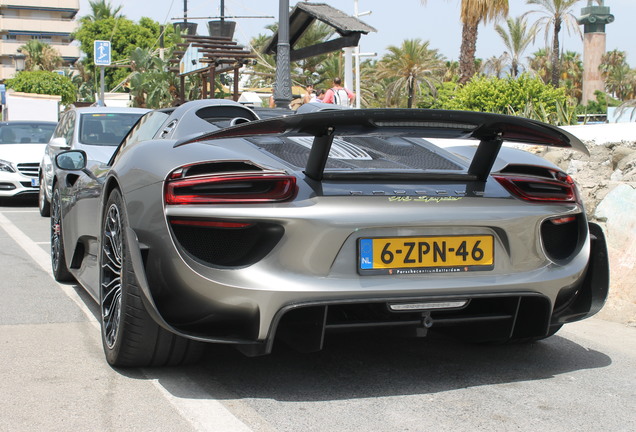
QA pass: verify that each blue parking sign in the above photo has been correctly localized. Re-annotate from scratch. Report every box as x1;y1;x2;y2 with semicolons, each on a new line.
94;40;111;66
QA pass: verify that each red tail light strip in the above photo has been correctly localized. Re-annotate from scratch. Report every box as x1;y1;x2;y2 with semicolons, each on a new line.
493;171;580;204
165;174;297;205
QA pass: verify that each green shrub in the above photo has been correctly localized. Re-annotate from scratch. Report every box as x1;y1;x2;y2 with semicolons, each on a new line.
6;71;76;105
419;74;576;125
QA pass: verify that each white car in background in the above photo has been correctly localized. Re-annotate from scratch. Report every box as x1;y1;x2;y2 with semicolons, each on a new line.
38;106;149;216
0;121;56;201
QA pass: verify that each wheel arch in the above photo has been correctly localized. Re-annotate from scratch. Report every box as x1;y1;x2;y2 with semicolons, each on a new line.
103;175;122;206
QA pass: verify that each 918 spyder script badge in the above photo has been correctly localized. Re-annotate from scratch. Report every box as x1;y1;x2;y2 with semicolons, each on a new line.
389;196;464;203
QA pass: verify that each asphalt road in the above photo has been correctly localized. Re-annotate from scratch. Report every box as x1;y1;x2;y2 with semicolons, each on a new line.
1;197;634;432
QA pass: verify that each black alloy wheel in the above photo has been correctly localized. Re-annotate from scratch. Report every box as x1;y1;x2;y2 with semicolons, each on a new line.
101;199;124;352
100;188;204;367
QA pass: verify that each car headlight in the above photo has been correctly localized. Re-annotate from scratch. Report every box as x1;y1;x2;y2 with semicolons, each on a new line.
0;159;16;173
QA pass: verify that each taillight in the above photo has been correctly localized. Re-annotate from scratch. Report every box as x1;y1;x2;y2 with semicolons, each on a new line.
493;170;580;204
165;173;297;205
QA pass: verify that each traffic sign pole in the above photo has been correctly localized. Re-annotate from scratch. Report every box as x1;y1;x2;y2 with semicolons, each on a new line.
100;67;105;107
94;40;111;107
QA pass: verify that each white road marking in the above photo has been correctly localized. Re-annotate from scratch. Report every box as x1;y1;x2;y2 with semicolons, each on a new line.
0;210;39;213
0;212;98;326
0;211;257;432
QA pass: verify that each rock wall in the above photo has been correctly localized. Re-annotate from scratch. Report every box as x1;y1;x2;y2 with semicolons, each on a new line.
536;124;636;326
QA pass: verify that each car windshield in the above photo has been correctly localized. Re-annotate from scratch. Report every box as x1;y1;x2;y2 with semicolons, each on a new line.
79;113;145;146
0;123;55;144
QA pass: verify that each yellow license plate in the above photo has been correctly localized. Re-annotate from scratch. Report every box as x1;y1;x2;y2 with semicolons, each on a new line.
358;235;494;275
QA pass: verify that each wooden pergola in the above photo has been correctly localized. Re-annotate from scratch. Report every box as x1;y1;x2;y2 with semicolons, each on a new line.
264;2;376;61
169;34;256;102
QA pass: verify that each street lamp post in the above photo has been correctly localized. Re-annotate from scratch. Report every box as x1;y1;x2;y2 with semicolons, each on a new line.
352;0;372;109
273;0;292;108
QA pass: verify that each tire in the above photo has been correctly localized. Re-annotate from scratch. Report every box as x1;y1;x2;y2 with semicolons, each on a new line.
100;189;204;368
50;184;74;282
38;178;50;217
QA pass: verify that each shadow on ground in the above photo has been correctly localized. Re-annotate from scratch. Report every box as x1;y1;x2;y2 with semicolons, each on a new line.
0;196;38;208
135;329;612;402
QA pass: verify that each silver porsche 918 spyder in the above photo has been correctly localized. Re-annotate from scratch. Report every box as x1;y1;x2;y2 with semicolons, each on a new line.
51;99;609;367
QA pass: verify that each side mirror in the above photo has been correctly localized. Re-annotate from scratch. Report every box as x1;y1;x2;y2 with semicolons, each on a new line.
55;150;87;171
49;137;70;149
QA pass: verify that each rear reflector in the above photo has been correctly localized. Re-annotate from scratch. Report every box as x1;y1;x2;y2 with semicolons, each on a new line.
549;216;576;225
389;300;468;311
169;219;253;228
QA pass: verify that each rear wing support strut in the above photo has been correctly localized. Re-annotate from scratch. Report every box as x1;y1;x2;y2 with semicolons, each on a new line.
304;127;335;181
468;135;504;182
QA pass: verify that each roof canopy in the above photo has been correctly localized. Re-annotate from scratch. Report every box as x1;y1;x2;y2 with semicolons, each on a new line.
264;2;376;61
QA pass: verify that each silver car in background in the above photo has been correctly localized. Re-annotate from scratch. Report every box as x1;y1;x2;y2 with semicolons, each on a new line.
38;106;148;216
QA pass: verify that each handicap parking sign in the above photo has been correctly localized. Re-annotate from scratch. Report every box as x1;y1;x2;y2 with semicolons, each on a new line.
94;40;111;66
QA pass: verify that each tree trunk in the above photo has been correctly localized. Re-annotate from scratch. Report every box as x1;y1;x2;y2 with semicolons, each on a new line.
407;76;414;108
459;22;479;85
551;20;561;88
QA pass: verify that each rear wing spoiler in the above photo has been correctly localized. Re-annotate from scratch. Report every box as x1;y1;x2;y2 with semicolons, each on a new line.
174;109;588;182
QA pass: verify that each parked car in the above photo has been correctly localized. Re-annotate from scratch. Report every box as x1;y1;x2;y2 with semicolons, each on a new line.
51;99;609;367
38;106;149;216
0;121;56;200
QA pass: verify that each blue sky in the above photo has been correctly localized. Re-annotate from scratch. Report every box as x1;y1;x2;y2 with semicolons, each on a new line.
78;0;635;67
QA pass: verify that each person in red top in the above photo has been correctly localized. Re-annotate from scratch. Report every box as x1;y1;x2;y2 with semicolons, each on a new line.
322;77;355;107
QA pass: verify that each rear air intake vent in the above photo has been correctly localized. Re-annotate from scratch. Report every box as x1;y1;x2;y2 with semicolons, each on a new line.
168;219;284;267
498;164;554;179
541;213;585;261
181;161;263;178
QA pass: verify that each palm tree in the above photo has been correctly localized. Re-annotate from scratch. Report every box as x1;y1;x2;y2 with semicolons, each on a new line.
317;54;345;84
126;47;180;108
483;55;508;78
616;98;636;121
71;61;95;102
248;22;336;89
19;40;63;71
524;0;581;87
458;0;509;84
443;60;460;82
600;50;635;101
292;22;336;85
375;39;445;108
82;0;124;22
528;48;551;84
421;0;508;84
560;50;583;101
495;16;537;77
358;59;385;108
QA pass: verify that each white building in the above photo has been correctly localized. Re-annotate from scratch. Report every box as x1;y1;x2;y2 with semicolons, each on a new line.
0;0;80;80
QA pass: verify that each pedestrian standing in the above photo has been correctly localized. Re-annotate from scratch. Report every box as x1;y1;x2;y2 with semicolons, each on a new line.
322;77;355;107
